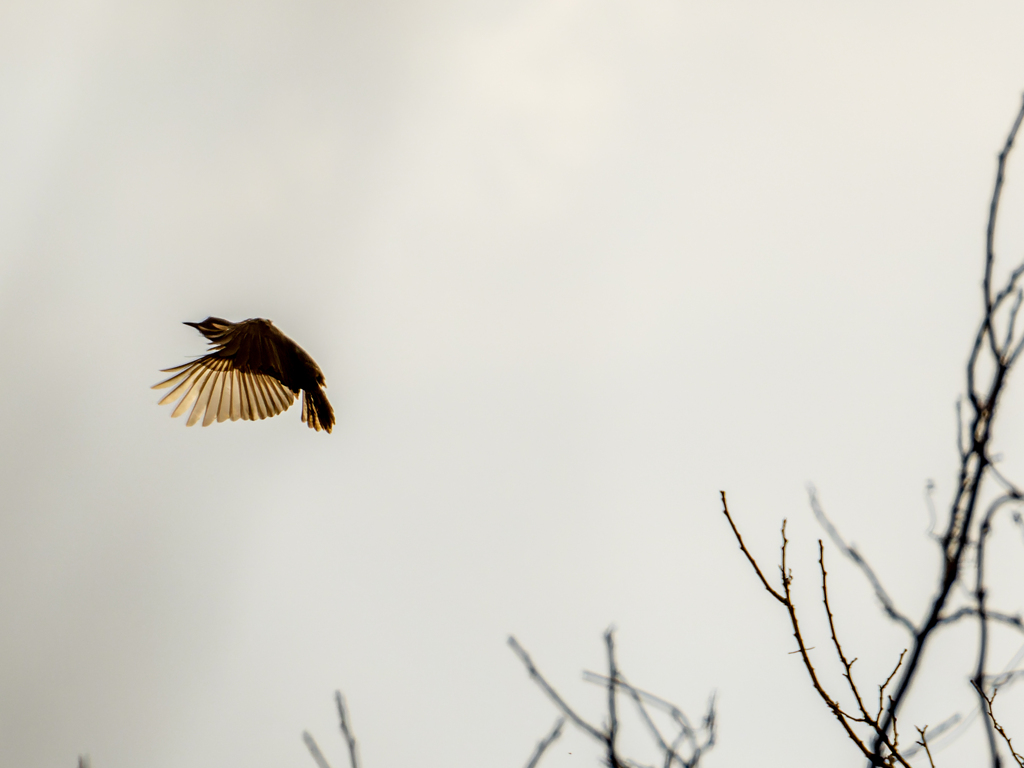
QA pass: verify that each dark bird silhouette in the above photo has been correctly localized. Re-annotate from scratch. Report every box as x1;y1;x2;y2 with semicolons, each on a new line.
153;317;334;433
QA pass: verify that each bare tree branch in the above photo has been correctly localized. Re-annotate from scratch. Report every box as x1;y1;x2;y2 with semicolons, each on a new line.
974;683;1024;767
868;93;1024;766
819;540;874;724
582;671;716;768
512;634;715;768
722;494;911;766
582;672;695;733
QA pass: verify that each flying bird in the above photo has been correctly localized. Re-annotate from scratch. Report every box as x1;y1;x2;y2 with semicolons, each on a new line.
153;317;334;433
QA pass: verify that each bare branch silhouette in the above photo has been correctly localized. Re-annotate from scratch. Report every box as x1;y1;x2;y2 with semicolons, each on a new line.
524;719;566;768
721;93;1024;768
915;726;936;768
508;636;605;742
809;487;915;633
304;690;359;768
722;494;911;765
604;629;622;768
509;632;715;768
974;683;1024;767
583;671;716;768
335;691;359;768
297;92;1024;768
303;731;334;768
935;607;1024;630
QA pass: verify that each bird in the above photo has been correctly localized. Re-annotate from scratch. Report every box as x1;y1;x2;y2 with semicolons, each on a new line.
153;317;334;433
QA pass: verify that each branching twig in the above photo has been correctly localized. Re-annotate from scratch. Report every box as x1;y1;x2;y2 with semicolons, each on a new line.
722;494;911;766
903;713;962;758
819;540;873;724
915;726;936;768
878;653;906;723
583;671;716;768
334;691;360;768
974;683;1024;767
511;634;714;768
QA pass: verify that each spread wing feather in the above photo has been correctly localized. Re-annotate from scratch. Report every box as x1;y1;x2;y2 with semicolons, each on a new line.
153;355;298;427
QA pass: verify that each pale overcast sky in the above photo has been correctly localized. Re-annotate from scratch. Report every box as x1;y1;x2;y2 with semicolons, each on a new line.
4;2;1024;767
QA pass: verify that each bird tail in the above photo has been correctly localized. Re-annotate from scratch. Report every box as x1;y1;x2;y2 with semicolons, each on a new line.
302;386;335;433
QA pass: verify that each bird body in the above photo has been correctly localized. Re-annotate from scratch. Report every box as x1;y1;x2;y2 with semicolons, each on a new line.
153;317;334;433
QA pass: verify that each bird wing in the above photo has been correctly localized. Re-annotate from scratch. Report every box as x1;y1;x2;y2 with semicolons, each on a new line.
152;355;297;427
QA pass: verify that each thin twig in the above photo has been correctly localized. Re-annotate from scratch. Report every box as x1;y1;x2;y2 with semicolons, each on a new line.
925;480;941;540
903;713;963;758
972;496;1018;765
1004;289;1024;352
915;726;936;768
508;636;605;741
819;541;872;723
878;652;907;723
722;496;900;764
583;671;707;768
303;731;334;768
514;635;714;768
974;683;1024;767
809;488;915;633
987;464;1024;499
957;398;970;461
981;95;1024;361
720;492;786;604
936;606;1024;631
819;540;909;760
605;629;623;768
582;672;694;733
524;718;566;768
335;691;360;768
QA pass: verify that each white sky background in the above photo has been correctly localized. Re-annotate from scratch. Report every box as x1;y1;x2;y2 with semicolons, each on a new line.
4;1;1024;766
